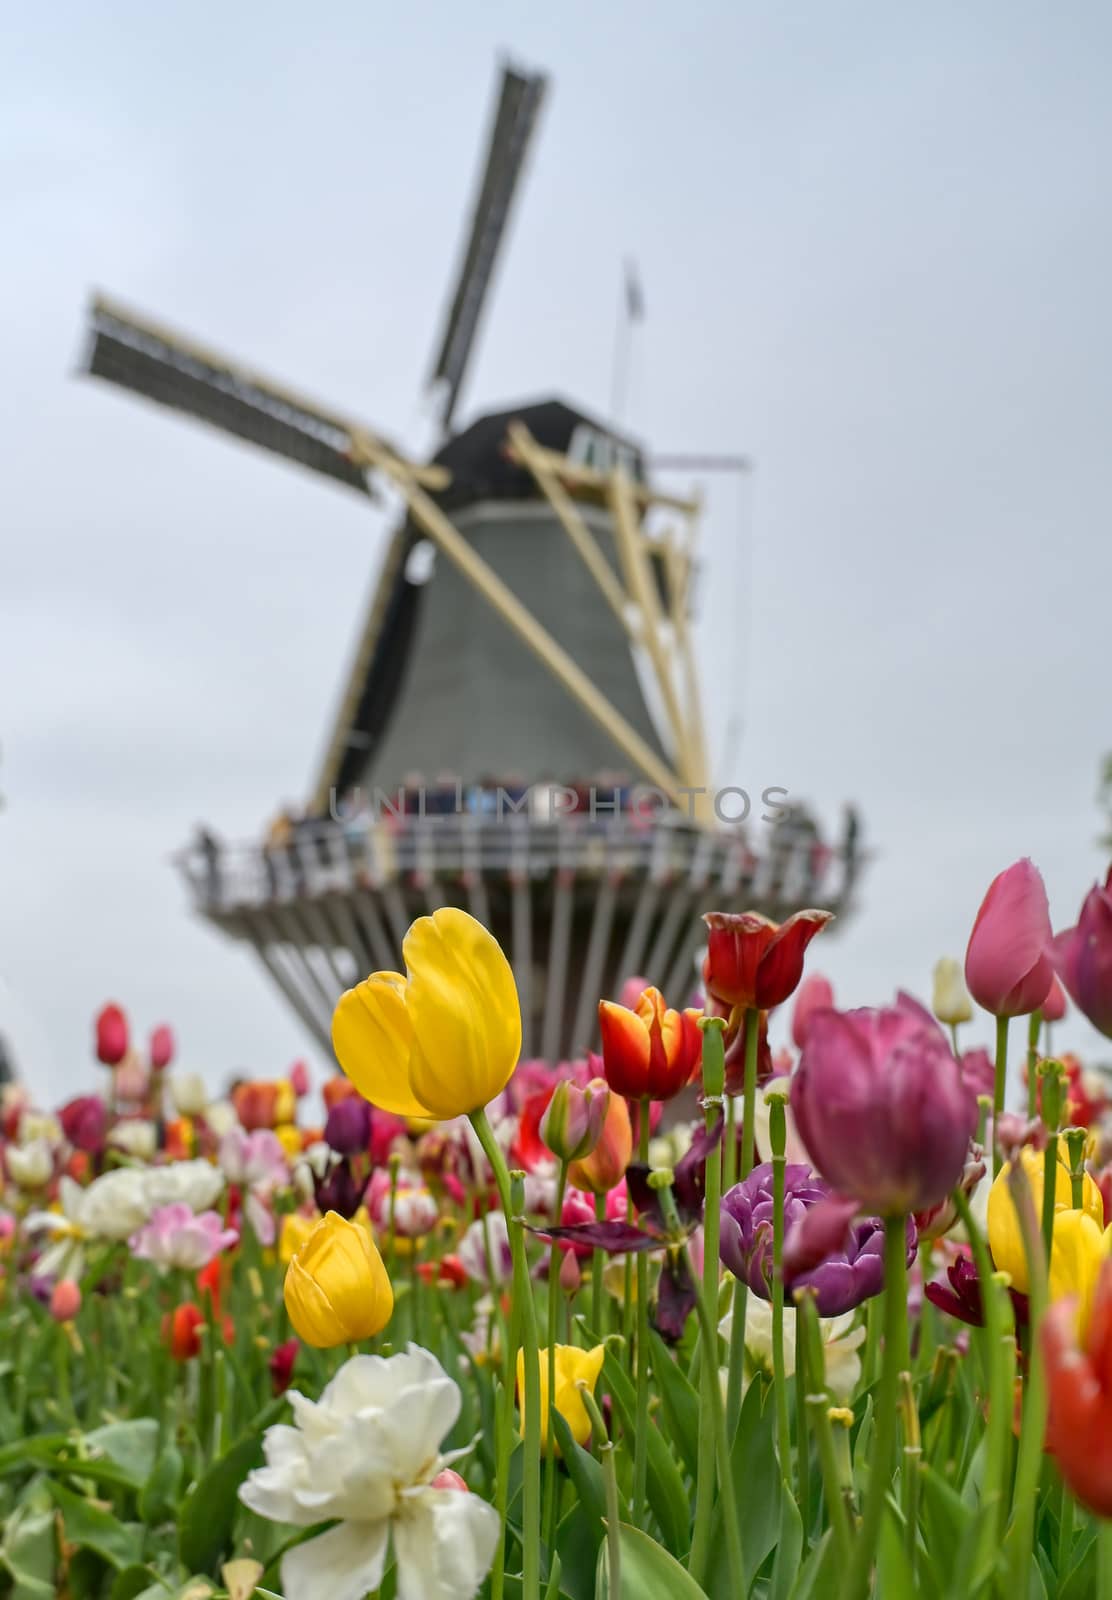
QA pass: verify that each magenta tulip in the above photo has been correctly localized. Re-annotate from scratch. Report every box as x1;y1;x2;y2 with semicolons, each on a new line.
964;858;1054;1018
1054;865;1112;1038
1040;973;1068;1024
791;974;834;1050
95;1003;129;1067
791;1002;977;1215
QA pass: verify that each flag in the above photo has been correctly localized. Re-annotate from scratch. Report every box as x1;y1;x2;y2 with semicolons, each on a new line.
624;258;645;322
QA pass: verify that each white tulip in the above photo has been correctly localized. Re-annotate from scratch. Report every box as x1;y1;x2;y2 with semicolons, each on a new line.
109;1120;157;1161
142;1158;224;1213
204;1099;238;1138
170;1073;209;1118
6;1139;53;1190
719;1297;865;1402
239;1345;499;1600
25;1169;151;1280
932;957;974;1027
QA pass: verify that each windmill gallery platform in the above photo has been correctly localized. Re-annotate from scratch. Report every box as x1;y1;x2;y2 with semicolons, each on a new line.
80;63;863;1063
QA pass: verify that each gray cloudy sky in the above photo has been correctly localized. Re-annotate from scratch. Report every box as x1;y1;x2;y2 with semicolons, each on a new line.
3;2;1111;1105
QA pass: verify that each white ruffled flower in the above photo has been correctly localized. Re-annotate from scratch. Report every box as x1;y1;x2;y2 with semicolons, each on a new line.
141;1158;224;1213
109;1120;157;1161
239;1345;499;1600
25;1169;150;1280
18;1112;63;1147
719;1297;865;1402
6;1138;54;1190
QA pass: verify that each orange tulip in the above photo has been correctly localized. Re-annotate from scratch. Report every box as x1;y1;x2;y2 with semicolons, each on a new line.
598;987;702;1102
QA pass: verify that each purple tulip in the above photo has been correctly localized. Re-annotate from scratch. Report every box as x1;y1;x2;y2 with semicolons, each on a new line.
324;1096;372;1156
791;1002;978;1215
720;1163;912;1316
1054;865;1112;1038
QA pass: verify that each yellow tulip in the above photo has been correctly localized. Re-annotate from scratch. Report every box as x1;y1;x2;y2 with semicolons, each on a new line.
1048;1209;1109;1337
516;1344;605;1452
274;1080;297;1125
283;1211;394;1347
987;1146;1104;1293
332;908;521;1121
278;1211;318;1265
274;1123;303;1160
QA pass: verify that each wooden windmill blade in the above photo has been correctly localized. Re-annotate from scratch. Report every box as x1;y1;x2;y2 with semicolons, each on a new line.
427;60;547;434
82;292;426;498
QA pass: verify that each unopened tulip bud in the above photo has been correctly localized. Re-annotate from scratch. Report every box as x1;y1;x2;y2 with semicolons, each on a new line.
559;1249;582;1296
171;1073;208;1118
540;1079;610;1164
567;1086;633;1195
288;1059;311;1097
50;1279;82;1323
431;1468;470;1491
965;859;1054;1018
932;957;973;1027
149;1025;175;1071
95;1003;129;1067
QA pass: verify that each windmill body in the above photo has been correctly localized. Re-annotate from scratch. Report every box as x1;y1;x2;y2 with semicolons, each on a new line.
80;62;861;1062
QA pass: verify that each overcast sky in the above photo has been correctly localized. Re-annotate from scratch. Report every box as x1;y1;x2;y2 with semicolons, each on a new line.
3;2;1111;1106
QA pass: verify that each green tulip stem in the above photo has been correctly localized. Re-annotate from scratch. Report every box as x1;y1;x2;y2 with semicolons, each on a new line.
470;1109;541;1600
580;1383;622;1599
992;1015;1010;1175
769;1091;792;1484
1026;1010;1042;1122
632;1096;652;1524
845;1214;909;1600
1039;1062;1063;1270
543;1159;570;1552
1005;1163;1049;1594
592;1191;606;1338
952;1186;1013;1550
690;1016;727;1585
740;1005;760;1181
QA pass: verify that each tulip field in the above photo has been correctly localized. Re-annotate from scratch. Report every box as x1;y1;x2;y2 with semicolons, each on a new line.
3;864;1112;1599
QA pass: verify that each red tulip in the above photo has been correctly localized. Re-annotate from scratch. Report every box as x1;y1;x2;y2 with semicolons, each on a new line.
964;859;1054;1018
703;910;832;1013
791;974;835;1050
269;1338;299;1395
95;1003;129;1067
1043;1257;1112;1516
59;1095;107;1154
1054;865;1112;1038
597;988;702;1102
149;1025;175;1071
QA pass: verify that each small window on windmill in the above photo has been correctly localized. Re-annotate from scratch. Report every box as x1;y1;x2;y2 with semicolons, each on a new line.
405;540;437;585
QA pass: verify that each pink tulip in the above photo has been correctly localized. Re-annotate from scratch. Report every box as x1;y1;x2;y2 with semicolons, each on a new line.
1040;973;1068;1024
50;1280;82;1323
95;1003;129;1066
1054;866;1112;1038
149;1025;175;1071
791;974;835;1050
288;1059;311;1097
964;859;1054;1017
619;975;651;1011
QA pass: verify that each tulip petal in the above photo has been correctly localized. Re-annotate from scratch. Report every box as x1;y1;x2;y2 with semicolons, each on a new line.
280;1519;389;1600
405;909;522;1119
332;973;431;1119
598;1000;652;1099
755;910;833;1010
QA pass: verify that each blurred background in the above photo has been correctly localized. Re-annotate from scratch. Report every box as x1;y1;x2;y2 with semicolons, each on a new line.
3;0;1110;1101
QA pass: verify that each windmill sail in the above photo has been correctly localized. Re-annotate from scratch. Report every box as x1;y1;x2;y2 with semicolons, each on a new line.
427;62;547;433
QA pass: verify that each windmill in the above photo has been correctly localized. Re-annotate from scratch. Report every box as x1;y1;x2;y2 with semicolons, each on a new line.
80;59;860;1061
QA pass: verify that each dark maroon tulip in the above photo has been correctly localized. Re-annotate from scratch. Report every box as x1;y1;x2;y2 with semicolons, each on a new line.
1054;866;1112;1038
791;1002;978;1215
95;1003;129;1067
59;1095;107;1154
324;1096;372;1156
925;1248;1028;1329
720;1163;913;1317
313;1156;365;1219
